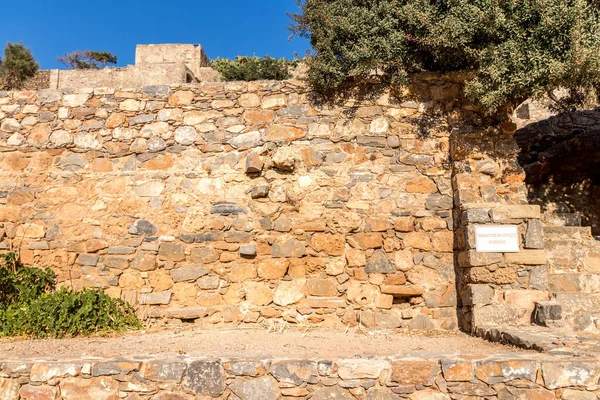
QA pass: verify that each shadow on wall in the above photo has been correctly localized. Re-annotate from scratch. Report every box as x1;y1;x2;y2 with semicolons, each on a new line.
515;108;600;235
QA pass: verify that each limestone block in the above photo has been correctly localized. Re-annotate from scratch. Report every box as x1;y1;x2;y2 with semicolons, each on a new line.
504;250;546;265
458;250;503;267
542;362;600;389
491;205;541;222
525;219;544;249
462;284;494;306
139;291;172;305
59;377;118;400
390;360;440;386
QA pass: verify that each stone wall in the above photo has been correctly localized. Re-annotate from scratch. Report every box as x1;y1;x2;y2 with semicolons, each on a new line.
50;44;220;90
1;353;598;399
449;109;552;332
49;65;190;90
0;76;472;331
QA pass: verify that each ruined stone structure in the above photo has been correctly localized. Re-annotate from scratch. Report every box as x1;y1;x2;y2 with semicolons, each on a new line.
49;44;220;90
3;350;600;399
4;65;600;397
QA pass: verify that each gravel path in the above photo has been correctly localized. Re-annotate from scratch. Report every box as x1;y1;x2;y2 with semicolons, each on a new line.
0;328;527;359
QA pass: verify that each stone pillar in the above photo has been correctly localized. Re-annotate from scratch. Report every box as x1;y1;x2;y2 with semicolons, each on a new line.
456;204;549;332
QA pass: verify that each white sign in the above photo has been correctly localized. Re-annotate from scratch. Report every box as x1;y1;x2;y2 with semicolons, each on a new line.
475;225;520;253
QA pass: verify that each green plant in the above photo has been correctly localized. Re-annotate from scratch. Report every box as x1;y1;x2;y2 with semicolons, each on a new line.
212;56;297;81
0;252;141;338
57;50;118;70
290;0;600;113
0;42;39;89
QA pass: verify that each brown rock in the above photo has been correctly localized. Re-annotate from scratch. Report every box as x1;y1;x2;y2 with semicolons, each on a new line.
366;218;393;232
131;251;157;271
273;279;307;306
19;384;59;400
432;231;453;252
29;123;51;145
346;248;366;267
149;269;174;291
384;273;407;285
390;361;440;385
354;233;383;249
59;377;119;400
272;237;306;258
91;158;112;172
144;154;174;170
244;110;274;124
105;112;126;128
467;267;516;285
159;243;186;262
191;247;220;264
266;125;306;142
307;278;338;297
245;151;263;173
403;232;432;251
119;270;144;289
168;91;195;106
229;263;257;282
311;233;346;256
406;177;438;193
381;285;425;296
258;259;289;280
441;360;473;382
244;282;273;306
0;378;20;400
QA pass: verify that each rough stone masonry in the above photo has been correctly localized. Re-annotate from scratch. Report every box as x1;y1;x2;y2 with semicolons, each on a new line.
0;73;547;332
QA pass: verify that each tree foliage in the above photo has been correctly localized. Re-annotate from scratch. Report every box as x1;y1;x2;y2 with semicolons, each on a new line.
0;42;39;89
290;0;600;112
58;50;118;70
0;252;141;338
212;56;297;81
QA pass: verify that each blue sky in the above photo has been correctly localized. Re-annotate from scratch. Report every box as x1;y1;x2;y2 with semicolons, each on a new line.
0;0;310;69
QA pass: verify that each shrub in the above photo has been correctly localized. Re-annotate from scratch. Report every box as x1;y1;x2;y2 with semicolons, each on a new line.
0;253;141;339
0;42;39;90
212;56;297;81
57;50;118;70
290;0;600;113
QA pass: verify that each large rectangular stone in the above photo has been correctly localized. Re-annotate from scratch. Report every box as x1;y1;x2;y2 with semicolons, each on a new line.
139;291;172;305
461;284;494;306
380;285;425;297
504;250;546;265
542;362;600;389
491;205;540;222
471;304;520;327
458;250;503;267
525;220;544;249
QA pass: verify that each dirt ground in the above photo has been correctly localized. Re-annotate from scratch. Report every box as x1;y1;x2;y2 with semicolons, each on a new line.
0;327;526;359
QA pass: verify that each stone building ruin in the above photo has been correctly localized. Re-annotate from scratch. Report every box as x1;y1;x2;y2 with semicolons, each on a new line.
3;42;600;399
49;44;221;89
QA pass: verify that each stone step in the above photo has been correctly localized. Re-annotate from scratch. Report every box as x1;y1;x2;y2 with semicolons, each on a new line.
543;211;582;227
549;273;600;293
554;293;600;314
553;292;600;331
543;226;593;241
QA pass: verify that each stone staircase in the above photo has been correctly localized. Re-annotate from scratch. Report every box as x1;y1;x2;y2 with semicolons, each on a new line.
544;221;600;331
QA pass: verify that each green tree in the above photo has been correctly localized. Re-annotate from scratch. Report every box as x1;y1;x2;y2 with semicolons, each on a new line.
290;0;600;113
57;50;118;70
0;42;39;90
212;56;296;81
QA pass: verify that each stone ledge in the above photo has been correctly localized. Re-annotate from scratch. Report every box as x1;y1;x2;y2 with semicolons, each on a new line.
1;351;599;399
